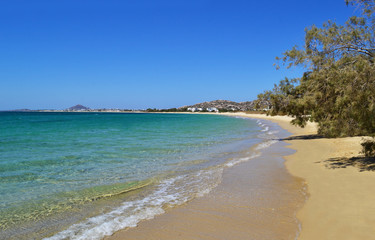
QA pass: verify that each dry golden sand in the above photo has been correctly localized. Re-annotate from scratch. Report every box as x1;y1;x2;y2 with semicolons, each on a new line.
107;112;375;240
232;113;375;240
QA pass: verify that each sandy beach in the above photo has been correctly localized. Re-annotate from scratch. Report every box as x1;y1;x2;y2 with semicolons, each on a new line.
232;113;375;239
106;113;375;240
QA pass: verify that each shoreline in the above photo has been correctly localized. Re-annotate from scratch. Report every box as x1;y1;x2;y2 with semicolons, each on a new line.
105;114;306;239
105;112;375;239
228;113;375;239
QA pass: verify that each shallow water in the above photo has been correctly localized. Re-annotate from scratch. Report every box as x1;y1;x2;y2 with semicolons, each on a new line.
107;118;306;240
0;112;276;240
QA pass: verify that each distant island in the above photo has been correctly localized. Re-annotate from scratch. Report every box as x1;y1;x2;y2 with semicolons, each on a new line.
66;104;91;111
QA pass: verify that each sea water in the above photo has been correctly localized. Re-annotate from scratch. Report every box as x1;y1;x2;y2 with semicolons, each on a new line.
0;112;278;240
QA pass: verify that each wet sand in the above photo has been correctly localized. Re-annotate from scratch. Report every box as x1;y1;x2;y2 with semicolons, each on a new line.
107;112;375;239
231;113;375;240
106;115;306;240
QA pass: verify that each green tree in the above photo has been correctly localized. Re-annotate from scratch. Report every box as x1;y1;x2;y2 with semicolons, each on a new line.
258;0;375;155
269;0;375;137
256;77;300;116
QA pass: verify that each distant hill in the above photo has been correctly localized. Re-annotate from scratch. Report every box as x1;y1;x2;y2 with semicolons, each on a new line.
66;104;90;111
179;100;259;111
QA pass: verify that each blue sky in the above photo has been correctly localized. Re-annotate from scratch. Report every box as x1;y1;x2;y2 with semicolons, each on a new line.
0;0;355;110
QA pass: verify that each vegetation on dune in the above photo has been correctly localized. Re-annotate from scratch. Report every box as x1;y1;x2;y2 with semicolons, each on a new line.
256;0;375;156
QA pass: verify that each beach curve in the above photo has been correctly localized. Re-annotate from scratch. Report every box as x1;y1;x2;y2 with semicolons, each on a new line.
105;113;307;240
105;112;375;240
228;113;375;240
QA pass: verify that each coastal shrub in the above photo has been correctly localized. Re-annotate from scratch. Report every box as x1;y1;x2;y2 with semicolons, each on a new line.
257;0;375;140
361;138;375;158
256;0;375;158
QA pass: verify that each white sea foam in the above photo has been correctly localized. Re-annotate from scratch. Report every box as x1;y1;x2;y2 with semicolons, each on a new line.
44;169;223;240
225;152;261;167
225;139;278;168
267;130;279;135
43;180;175;240
255;140;278;151
256;120;270;133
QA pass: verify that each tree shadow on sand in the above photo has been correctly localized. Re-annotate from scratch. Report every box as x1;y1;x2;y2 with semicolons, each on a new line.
324;157;375;172
282;134;324;141
281;134;375;172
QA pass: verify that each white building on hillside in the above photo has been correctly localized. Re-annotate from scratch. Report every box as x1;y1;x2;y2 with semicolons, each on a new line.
187;107;197;112
206;107;218;112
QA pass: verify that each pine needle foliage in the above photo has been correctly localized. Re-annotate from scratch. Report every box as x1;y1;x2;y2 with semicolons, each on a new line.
258;0;375;155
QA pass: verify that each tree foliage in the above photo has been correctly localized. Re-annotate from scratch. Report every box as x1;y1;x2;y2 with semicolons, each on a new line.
346;0;375;17
258;0;375;149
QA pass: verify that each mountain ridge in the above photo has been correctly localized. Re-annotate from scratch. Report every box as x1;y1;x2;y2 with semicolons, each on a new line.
66;104;91;111
179;99;258;111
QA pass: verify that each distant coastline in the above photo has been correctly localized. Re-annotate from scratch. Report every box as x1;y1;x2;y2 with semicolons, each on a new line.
1;99;271;114
1;109;143;113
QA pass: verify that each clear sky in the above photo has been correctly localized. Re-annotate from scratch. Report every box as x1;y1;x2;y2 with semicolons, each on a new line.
0;0;356;110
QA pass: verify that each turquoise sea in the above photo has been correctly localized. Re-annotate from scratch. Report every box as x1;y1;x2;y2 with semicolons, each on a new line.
0;112;280;240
